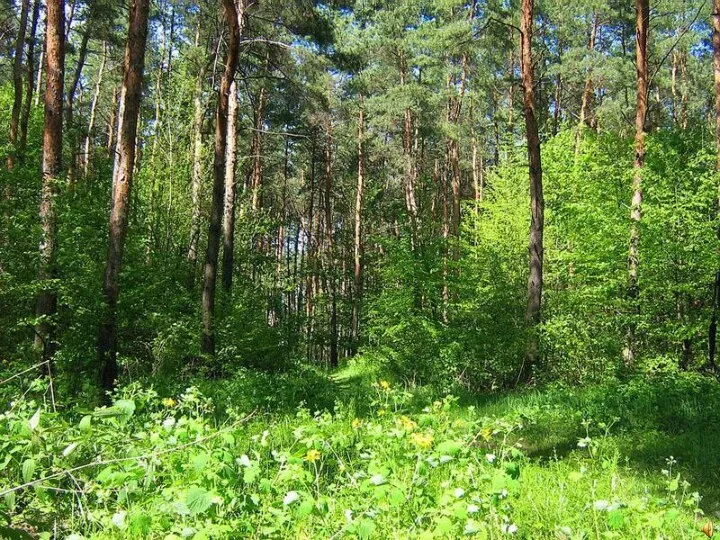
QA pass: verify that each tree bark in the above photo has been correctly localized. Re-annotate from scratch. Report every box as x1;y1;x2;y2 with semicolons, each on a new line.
35;0;65;372
520;0;544;381
713;0;720;339
324;115;338;368
446;46;469;260
65;22;91;184
351;103;364;354
19;0;40;153
624;0;649;365
187;51;207;288
399;55;419;251
106;86;118;157
221;80;238;294
97;0;150;397
579;13;599;130
83;41;106;177
34;48;44;108
7;0;30;171
714;0;720;170
250;86;267;213
201;0;241;356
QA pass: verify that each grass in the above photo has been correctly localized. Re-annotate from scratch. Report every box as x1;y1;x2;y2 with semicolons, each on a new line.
0;363;717;538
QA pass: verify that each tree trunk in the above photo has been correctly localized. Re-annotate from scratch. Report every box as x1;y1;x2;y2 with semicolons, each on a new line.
186;55;207;288
446;47;468;260
146;54;164;256
552;71;562;136
250;86;267;213
520;0;544;382
579;13;599;130
65;22;91;179
439;158;449;322
83;41;107;177
106;86;118;157
305;157;316;322
201;0;241;356
221;80;238;294
97;0;150;397
714;0;720;170
35;0;64;373
7;0;29;171
399;56;419;252
19;0;40;153
34;48;44;107
624;0;649;365
351;104;364;354
324;116;338;368
470;105;483;208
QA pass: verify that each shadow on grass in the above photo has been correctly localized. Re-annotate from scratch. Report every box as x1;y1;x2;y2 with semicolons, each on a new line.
483;373;720;512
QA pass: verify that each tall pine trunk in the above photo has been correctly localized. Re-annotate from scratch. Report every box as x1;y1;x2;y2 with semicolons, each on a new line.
250;86;267;213
714;0;720;171
324;116;338;368
399;55;419;252
97;0;150;397
7;0;29;170
83;41;107;177
711;0;720;368
20;0;40;153
186;39;207;288
35;0;65;372
221;80;238;294
520;0;544;382
624;0;649;365
201;0;241;356
351;103;364;354
65;22;90;184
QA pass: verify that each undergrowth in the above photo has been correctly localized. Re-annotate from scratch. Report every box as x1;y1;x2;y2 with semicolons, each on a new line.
0;366;715;539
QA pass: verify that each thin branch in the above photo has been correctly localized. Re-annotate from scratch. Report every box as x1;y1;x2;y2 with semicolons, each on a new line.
240;37;291;49
0;410;257;498
649;0;707;86
0;360;50;385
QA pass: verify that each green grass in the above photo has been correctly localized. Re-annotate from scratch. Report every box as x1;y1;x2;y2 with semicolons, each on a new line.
0;366;717;538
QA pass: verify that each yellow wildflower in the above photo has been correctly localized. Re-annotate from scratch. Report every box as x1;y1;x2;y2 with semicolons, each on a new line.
480;427;492;442
379;380;390;390
305;449;322;463
399;415;417;431
410;432;434;449
161;398;176;408
352;418;362;429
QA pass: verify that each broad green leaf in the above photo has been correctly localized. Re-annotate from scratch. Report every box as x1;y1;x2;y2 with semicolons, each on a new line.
21;458;35;483
185;487;213;515
114;399;136;421
607;509;625;529
78;415;92;433
191;452;209;474
388;487;405;506
436;440;463;456
28;409;41;431
296;498;314;518
435;516;454;535
357;519;376;540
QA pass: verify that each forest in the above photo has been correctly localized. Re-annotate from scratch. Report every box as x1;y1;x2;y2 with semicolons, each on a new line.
0;0;719;537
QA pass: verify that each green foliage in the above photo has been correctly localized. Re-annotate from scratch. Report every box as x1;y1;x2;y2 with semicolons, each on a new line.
365;126;718;389
0;375;710;538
